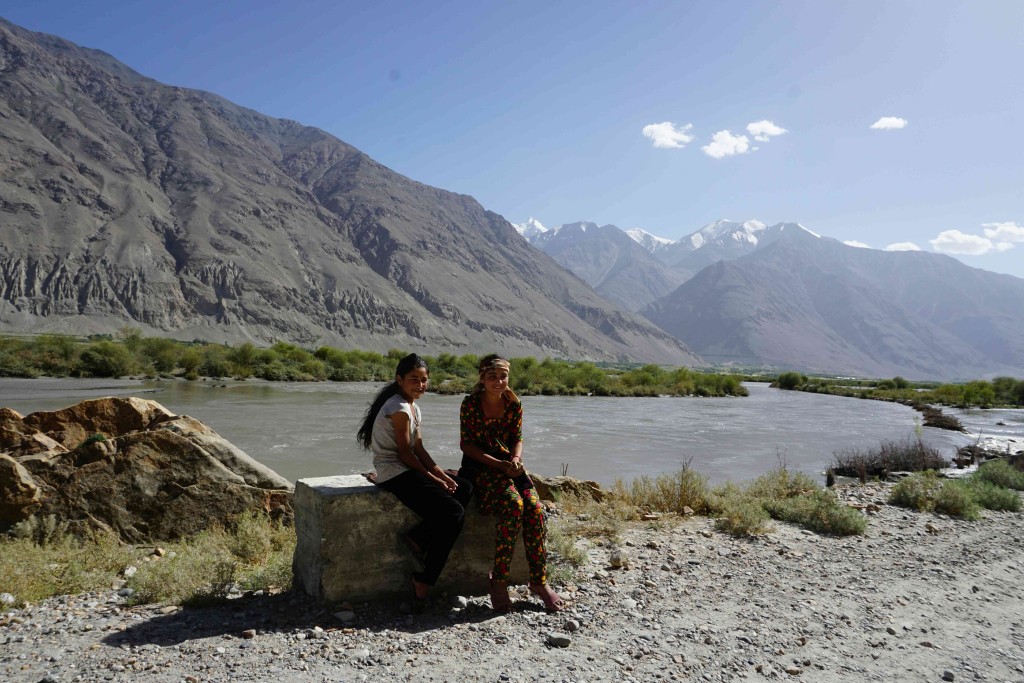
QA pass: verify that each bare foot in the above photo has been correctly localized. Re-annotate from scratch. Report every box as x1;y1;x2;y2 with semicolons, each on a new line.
489;574;513;613
529;583;565;613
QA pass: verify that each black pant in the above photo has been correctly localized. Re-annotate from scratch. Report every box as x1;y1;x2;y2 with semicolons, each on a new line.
376;470;473;586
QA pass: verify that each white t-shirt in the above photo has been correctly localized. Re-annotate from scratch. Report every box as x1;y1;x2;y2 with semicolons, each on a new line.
371;393;421;483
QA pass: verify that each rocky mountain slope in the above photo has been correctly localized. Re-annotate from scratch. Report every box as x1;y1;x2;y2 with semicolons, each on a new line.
514;220;685;311
641;228;1024;379
0;19;697;364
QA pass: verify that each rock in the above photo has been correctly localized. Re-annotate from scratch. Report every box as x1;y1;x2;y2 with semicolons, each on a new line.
546;632;571;648
0;408;68;460
1;398;293;542
531;475;606;503
155;415;291;489
564;619;581;632
0;453;43;525
19;397;175;450
942;671;955;681
609;547;631;569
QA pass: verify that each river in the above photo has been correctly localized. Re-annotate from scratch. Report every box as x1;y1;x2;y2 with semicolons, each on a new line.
2;378;1020;486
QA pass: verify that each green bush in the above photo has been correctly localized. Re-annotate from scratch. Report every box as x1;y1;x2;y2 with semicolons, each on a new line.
763;490;867;536
889;472;943;511
712;492;773;537
77;341;138;377
966;479;1022;512
933;481;981;520
974;459;1024;491
775;371;806;390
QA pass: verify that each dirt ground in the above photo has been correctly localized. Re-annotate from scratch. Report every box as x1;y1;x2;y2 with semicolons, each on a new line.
2;481;1023;683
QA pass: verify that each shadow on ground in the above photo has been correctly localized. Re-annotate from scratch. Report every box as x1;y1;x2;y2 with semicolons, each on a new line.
101;588;557;647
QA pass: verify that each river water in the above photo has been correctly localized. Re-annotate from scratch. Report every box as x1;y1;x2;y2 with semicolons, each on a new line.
2;378;1020;486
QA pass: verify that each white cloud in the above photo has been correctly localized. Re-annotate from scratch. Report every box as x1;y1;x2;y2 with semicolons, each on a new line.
982;221;1024;243
843;240;871;248
702;130;751;159
870;117;908;130
642;122;695;149
746;120;787;142
884;242;921;251
928;230;1008;255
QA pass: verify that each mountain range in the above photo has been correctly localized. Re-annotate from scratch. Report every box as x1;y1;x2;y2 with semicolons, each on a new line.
519;218;1024;380
3;17;1021;380
0;18;697;365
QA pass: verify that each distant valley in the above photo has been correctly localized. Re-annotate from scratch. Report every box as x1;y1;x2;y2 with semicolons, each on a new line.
516;218;1024;380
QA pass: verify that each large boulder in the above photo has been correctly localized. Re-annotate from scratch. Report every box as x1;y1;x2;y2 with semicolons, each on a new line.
20;397;175;450
531;475;606;502
1;397;293;542
0;453;43;524
155;415;291;490
0;407;69;460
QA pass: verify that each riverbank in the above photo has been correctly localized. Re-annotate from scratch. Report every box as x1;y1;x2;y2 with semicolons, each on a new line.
3;481;1022;683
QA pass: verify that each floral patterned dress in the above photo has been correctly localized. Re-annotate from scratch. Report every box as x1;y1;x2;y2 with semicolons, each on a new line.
459;393;547;584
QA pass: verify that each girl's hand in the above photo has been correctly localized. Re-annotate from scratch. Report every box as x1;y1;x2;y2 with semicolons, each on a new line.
501;459;523;477
431;469;458;493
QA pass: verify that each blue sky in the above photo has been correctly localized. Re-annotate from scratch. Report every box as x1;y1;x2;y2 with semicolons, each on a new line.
3;0;1023;278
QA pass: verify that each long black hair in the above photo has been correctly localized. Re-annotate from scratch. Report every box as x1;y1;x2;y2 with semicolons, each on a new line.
357;353;429;450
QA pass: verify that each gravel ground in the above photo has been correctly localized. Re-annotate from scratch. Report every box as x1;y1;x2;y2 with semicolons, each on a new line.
3;482;1023;683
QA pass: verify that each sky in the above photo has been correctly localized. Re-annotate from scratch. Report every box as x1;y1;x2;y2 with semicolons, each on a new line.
3;0;1023;278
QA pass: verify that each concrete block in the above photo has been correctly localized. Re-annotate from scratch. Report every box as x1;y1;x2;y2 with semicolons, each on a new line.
293;474;529;603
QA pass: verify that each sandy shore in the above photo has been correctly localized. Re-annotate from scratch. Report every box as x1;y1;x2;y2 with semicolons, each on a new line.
2;482;1023;683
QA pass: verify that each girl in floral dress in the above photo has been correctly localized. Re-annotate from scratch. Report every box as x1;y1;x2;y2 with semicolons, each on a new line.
458;354;564;613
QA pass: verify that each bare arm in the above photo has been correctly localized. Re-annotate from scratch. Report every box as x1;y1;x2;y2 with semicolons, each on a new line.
390;411;456;492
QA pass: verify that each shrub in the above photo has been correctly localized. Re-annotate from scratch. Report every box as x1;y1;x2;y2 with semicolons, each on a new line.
933;481;981;520
966;479;1022;512
763;490;867;536
974;459;1024;491
833;438;947;478
712;493;773;537
775;371;805;390
127;514;295;606
746;467;818;501
613;465;710;515
77;341;138;377
889;472;943;511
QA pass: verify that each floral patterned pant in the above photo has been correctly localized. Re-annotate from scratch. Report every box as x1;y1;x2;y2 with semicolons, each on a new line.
474;469;547;585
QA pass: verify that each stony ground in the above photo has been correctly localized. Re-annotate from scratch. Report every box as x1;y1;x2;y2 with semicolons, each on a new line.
3;483;1024;683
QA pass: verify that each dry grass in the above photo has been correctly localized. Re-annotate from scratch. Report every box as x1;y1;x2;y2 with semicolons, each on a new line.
0;513;295;610
612;466;711;516
0;525;135;608
546;490;639;583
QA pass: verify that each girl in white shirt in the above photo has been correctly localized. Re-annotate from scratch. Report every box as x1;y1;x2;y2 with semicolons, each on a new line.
357;353;472;605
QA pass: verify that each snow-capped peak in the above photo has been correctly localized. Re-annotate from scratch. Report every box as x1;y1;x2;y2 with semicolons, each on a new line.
513;217;549;240
626;228;674;252
687;219;769;249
